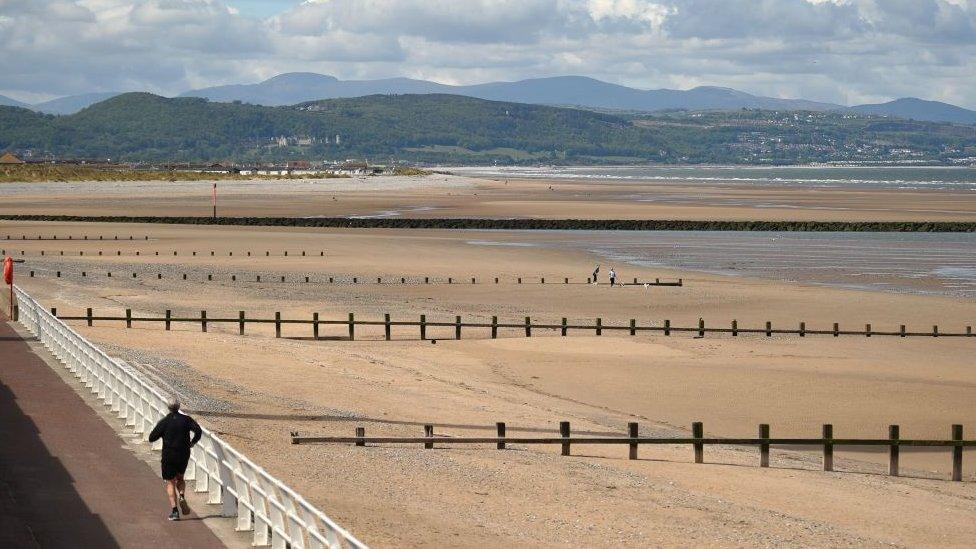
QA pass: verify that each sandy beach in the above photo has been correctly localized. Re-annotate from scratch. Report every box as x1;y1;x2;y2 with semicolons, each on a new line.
3;173;976;221
3;218;975;547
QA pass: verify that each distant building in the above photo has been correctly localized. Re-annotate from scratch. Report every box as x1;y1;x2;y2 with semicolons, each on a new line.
0;152;25;164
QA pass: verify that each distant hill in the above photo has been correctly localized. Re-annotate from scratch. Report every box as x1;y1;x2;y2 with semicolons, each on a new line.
0;92;664;163
33;92;124;115
0;94;29;109
850;98;976;125
182;73;843;113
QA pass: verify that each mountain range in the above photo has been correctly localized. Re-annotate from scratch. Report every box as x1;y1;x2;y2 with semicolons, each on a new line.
6;73;976;124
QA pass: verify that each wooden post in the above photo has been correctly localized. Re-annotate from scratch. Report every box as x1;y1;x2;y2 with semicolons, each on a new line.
494;277;498;284
541;277;545;284
889;425;899;477
384;314;391;341
281;276;286;283
239;311;245;335
630;319;636;336
967;326;973;337
491;316;498;339
933;325;939;338
424;425;434;449
732;319;738;337
596;317;602;336
125;309;132;328
496;422;506;450
833;322;839;337
560;421;570;456
900;324;906;337
822;424;833;471
664;319;670;336
377;277;382;284
693;422;703;463
165;310;171;331
348;313;355;341
799;322;806;337
952;424;963;481
561;317;568;337
765;321;772;337
87;308;93;327
629;422;639;460
698;318;705;337
420;314;426;340
201;310;207;333
425;276;429;284
355;427;365;447
518;277;522;284
866;323;872;337
472;277;476;284
759;424;770;468
455;316;461;340
448;277;452;284
564;277;568;284
525;317;532;337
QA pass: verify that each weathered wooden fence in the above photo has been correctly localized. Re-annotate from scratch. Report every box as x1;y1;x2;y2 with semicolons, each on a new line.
3;235;149;241
19;268;682;287
51;308;975;340
291;421;973;481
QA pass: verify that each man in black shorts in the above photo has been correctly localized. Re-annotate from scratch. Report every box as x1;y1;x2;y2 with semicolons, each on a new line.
148;397;202;521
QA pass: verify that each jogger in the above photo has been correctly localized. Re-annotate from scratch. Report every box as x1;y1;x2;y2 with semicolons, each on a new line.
148;397;202;521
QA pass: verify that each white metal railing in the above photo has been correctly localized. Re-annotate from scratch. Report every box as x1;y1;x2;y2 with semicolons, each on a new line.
13;285;367;549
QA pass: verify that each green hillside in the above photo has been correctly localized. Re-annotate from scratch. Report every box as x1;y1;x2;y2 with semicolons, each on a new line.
1;92;974;164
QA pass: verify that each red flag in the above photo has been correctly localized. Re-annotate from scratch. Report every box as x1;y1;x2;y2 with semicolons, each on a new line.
3;256;12;285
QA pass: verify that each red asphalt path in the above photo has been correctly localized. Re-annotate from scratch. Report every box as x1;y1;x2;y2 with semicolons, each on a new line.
0;314;223;548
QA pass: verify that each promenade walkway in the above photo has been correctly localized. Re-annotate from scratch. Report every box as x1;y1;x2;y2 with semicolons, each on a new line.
0;314;223;548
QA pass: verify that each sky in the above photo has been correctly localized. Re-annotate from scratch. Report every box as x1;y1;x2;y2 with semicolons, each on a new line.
1;0;975;108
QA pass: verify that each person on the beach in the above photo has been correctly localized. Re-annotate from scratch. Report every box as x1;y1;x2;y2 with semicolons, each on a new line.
592;265;600;284
609;267;617;287
148;397;202;521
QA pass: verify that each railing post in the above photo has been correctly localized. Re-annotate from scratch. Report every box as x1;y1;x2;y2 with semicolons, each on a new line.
420;314;426;340
496;422;506;450
693;422;703;463
201;310;207;332
525;316;531;337
823;424;834;471
491;316;498;339
275;312;281;338
629;422;639;460
759;424;770;467
424;425;434;449
240;311;246;335
125;308;132;329
560;421;570;456
889;425;899;477
348;313;355;341
952;424;963;481
384;313;391;341
87;307;93;327
455;316;462;340
165;310;171;331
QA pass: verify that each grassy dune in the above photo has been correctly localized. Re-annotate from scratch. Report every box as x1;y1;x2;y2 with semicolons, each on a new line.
0;164;349;183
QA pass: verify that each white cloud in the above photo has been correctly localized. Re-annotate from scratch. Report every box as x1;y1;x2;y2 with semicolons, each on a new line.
0;0;975;108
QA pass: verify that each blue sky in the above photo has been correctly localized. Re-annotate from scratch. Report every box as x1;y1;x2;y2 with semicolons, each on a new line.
1;0;975;109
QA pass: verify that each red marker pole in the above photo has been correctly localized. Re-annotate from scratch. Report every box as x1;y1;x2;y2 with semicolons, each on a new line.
212;182;217;219
3;256;13;319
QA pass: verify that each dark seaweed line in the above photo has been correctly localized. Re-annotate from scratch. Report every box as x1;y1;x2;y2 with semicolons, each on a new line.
1;215;975;232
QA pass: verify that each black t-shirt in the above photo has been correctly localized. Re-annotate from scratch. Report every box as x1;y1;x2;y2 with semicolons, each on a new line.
148;412;202;454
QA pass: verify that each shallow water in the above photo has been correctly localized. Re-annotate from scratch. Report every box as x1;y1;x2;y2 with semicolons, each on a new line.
470;231;976;298
450;165;976;191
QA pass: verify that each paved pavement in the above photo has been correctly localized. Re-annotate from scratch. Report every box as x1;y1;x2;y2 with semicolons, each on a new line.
0;314;224;548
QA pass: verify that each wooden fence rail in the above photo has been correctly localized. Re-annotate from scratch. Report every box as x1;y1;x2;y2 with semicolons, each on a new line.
290;421;972;481
51;308;975;339
3;235;149;241
18;268;683;287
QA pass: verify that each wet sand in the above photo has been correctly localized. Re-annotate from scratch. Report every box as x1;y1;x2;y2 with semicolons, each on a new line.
3;174;976;221
3;220;975;547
